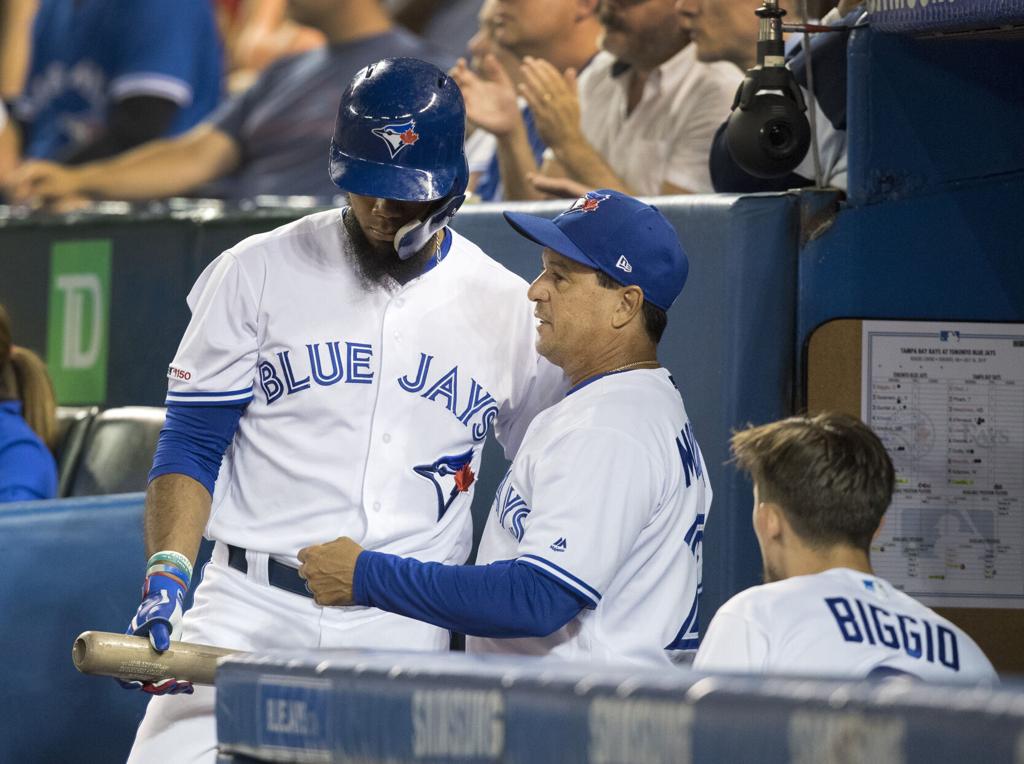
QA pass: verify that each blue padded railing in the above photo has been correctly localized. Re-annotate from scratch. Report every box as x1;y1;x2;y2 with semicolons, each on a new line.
0;494;149;762
216;648;1024;763
0;494;213;762
867;0;1024;33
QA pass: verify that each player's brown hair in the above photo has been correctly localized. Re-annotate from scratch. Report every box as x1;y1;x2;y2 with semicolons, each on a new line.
730;412;895;553
594;270;668;343
0;305;58;450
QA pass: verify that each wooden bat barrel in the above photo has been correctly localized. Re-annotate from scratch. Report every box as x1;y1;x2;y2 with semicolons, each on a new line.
72;631;239;685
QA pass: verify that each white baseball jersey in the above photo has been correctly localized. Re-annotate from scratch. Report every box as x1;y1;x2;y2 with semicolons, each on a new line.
694;568;997;683
466;368;712;667
165;208;565;565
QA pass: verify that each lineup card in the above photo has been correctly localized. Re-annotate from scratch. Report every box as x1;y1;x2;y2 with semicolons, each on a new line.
862;321;1024;608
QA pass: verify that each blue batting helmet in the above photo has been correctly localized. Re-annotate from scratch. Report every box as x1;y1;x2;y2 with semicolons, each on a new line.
329;57;468;203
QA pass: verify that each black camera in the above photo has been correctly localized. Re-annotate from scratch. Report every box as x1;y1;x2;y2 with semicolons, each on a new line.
724;1;812;178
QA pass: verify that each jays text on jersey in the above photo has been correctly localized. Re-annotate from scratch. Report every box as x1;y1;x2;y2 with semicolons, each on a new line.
166;208;562;565
694;567;997;683
467;367;712;667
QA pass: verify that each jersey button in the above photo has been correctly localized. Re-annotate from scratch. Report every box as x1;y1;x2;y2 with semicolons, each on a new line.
372;501;382;512
382;433;391;443
395;298;405;308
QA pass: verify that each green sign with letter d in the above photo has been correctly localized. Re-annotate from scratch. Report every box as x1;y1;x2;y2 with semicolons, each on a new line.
46;241;112;404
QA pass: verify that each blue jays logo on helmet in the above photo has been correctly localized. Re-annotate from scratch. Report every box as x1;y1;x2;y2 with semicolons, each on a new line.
559;191;611;218
413;448;475;521
372;120;420;159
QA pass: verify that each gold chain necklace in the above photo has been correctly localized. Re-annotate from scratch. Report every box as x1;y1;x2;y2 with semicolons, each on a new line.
606;360;660;374
431;230;443;262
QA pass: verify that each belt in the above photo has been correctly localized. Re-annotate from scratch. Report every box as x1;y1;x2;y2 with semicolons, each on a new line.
226;544;313;598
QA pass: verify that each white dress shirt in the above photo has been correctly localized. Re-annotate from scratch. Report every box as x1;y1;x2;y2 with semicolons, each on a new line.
573;44;742;194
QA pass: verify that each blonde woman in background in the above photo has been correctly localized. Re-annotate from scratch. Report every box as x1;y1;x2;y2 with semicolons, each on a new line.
0;304;57;501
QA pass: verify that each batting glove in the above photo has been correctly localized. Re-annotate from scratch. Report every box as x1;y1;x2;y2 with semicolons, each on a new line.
119;552;194;695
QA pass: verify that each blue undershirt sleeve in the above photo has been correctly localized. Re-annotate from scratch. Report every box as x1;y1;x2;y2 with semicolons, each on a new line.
148;402;247;494
353;552;589;639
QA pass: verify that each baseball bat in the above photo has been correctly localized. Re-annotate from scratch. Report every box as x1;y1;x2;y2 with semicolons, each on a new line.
72;630;240;685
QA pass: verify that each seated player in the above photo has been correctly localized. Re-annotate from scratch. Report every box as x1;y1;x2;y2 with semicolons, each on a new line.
694;412;997;683
298;189;712;668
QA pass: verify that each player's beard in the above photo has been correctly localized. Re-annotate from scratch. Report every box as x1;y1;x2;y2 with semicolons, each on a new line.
342;209;434;290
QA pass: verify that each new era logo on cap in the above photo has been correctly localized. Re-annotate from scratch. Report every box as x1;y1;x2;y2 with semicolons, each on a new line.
615;255;632;273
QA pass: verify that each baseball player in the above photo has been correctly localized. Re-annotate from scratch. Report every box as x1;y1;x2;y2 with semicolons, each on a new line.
694;413;997;683
121;58;565;763
299;189;713;668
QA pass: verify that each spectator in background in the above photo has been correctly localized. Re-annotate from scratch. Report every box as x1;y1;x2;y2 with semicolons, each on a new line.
7;0;453;207
10;0;222;165
455;0;601;201
0;0;38;101
220;0;325;93
0;305;57;503
462;0;523;197
674;0;756;70
0;0;38;187
0;102;16;184
501;0;743;200
392;0;484;59
682;0;861;192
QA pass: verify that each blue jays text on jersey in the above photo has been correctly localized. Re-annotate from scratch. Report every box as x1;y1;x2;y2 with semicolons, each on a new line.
257;344;500;442
493;470;531;542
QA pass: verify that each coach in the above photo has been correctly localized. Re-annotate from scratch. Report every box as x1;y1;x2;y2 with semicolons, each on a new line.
299;189;713;668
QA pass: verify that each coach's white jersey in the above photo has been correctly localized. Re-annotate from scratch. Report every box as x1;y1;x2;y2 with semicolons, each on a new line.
165;209;564;564
467;368;712;667
694;568;997;683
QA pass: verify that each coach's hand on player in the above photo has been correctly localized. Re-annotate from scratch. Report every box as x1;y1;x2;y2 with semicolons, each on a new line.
450;55;522;138
518;57;581;155
120;554;194;695
297;537;365;607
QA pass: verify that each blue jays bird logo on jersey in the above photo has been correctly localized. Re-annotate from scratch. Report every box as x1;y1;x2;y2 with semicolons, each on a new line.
559;191;611;217
414;449;475;521
372;120;420;158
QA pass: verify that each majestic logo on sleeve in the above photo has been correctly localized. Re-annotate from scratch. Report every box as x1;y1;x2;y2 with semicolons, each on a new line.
372;120;420;158
559;191;611;218
492;470;531;542
414;449;476;521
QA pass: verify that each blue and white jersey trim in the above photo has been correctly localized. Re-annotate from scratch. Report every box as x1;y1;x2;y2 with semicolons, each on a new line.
519;554;601;608
165;386;254;406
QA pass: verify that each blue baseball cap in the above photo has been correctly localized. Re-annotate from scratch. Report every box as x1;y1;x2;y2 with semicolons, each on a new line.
503;189;689;311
